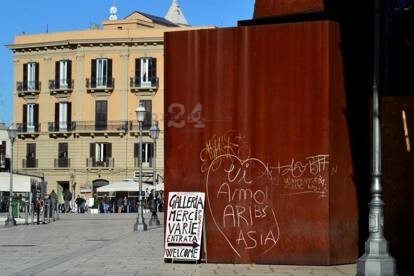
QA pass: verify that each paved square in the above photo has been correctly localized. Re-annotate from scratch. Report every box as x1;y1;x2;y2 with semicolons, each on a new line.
0;213;356;275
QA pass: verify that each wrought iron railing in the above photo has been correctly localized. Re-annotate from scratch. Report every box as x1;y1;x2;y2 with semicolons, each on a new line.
48;122;76;132
129;121;152;131
49;79;74;91
16;81;41;93
74;121;128;132
16;123;41;133
86;77;114;90
130;77;159;90
86;157;114;168
134;157;153;168
54;158;70;168
22;158;38;168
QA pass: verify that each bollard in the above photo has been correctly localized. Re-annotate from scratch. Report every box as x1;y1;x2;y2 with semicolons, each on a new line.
25;203;29;225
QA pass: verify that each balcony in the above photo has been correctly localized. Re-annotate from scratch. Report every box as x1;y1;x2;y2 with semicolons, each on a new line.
22;158;38;169
16;123;41;138
134;157;153;168
74;121;128;136
86;78;114;93
17;81;41;97
130;77;159;92
129;121;152;132
54;158;70;168
86;157;114;168
49;79;74;95
48;122;76;136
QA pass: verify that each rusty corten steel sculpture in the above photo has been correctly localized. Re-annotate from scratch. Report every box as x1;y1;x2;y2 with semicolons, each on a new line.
254;0;327;18
164;20;358;265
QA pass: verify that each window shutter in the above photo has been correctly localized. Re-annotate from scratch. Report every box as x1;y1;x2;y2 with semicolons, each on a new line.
135;58;141;83
107;59;113;86
134;143;138;158
23;64;28;91
90;143;95;158
67;102;72;128
67;60;72;87
150;58;157;84
107;143;112;158
26;144;31;159
54;103;59;130
35;62;39;90
34;104;39;132
23;104;27;132
55;61;60;86
91;59;96;88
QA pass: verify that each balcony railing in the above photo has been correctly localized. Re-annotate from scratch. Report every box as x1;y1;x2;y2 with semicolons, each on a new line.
130;77;159;92
54;158;70;168
16;123;41;133
49;79;74;94
22;158;38;169
17;81;41;96
134;157;153;168
74;121;128;132
129;121;152;131
48;122;76;132
86;78;114;92
86;157;114;168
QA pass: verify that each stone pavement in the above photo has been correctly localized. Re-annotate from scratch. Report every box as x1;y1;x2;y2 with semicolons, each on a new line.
0;213;356;276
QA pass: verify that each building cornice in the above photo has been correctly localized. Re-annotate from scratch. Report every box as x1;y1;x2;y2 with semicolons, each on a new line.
6;37;164;53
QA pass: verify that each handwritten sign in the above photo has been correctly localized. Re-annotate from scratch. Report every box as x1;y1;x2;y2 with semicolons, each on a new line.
164;192;205;261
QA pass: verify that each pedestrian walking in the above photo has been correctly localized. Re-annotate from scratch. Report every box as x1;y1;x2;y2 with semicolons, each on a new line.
63;189;72;213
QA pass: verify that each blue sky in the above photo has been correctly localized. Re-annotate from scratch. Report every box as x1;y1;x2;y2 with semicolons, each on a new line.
0;0;255;125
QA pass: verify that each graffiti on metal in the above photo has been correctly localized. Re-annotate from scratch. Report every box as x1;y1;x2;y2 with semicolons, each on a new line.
202;131;331;257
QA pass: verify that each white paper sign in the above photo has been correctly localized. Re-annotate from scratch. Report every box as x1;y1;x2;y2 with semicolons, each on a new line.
164;191;205;261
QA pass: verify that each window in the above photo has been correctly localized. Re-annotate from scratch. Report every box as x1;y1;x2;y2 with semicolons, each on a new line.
26;143;36;168
23;103;39;132
139;100;152;130
91;58;112;88
57;143;69;167
54;102;72;131
134;142;154;167
95;101;107;130
135;58;156;87
90;143;112;166
55;60;72;89
23;62;39;91
0;141;5;170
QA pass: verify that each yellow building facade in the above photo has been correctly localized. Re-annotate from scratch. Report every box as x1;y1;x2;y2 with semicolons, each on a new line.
8;10;211;203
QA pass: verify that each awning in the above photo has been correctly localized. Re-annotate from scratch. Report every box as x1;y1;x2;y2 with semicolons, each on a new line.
0;172;41;193
96;179;156;193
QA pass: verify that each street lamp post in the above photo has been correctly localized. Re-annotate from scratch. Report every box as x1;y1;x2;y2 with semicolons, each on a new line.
134;104;148;231
70;173;75;213
149;120;160;226
5;126;17;227
357;0;396;274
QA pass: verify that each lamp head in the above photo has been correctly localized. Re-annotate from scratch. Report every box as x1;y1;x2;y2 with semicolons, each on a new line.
149;120;160;140
8;126;17;140
135;104;146;123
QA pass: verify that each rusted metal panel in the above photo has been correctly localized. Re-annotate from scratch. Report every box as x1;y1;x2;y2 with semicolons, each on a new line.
254;0;326;18
164;21;357;265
